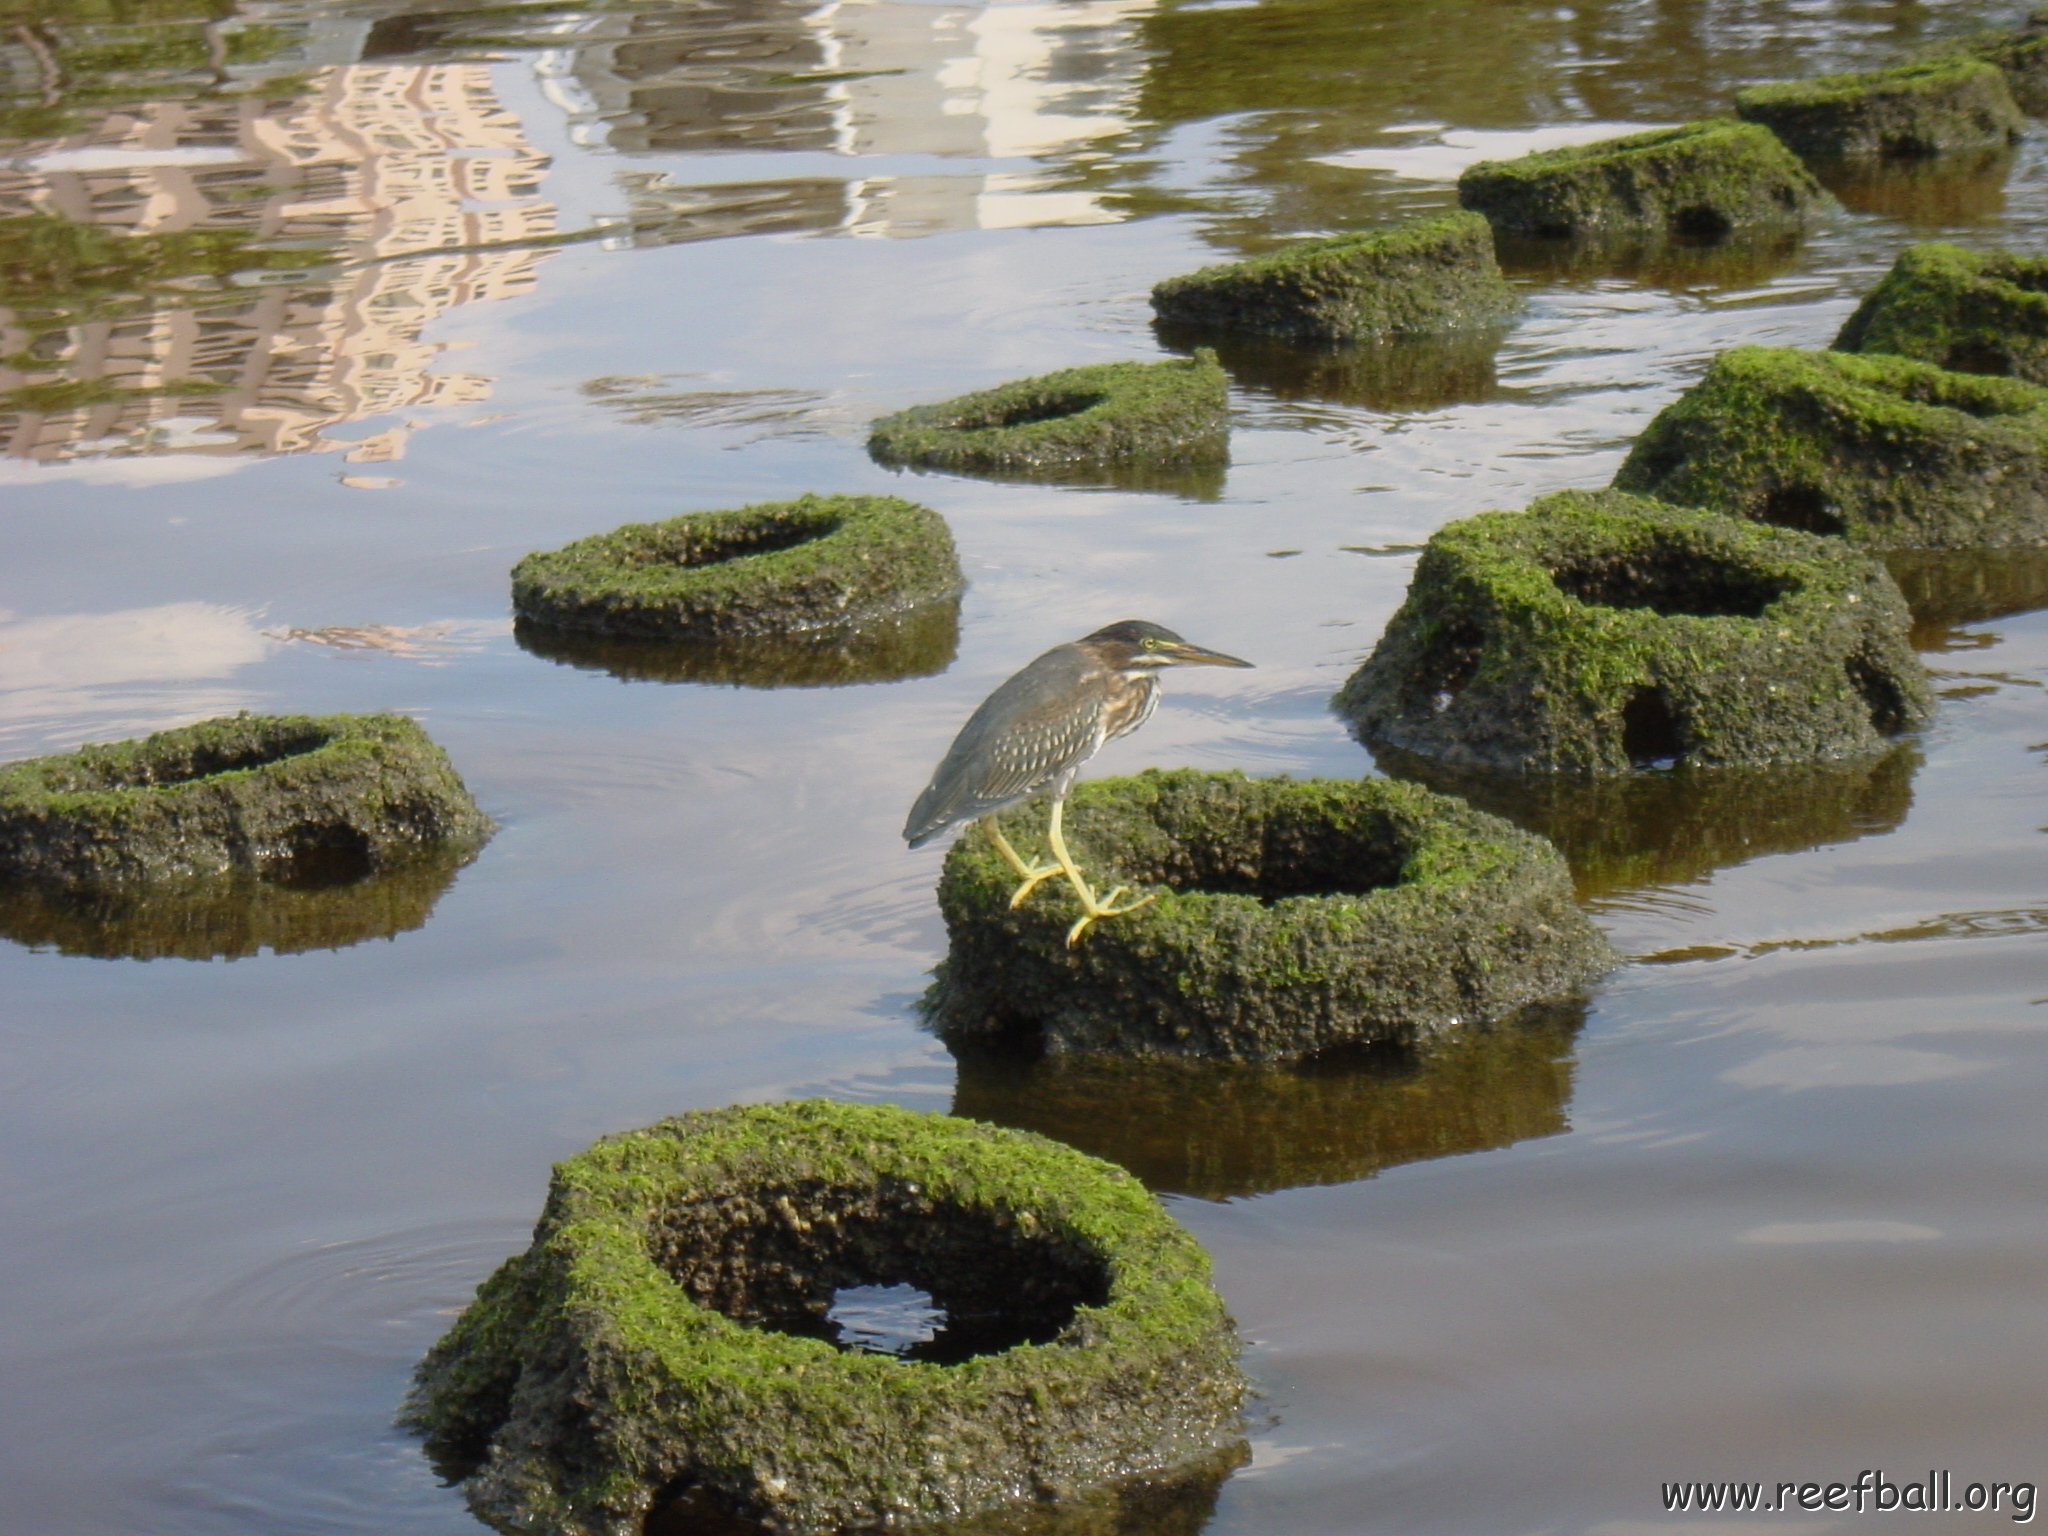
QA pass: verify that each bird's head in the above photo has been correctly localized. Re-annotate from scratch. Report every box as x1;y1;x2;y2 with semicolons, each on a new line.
1079;619;1253;674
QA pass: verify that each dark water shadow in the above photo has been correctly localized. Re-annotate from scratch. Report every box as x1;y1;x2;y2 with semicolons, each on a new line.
1154;319;1508;412
1370;742;1919;899
1490;227;1809;292
1883;548;2048;648
512;598;960;689
869;456;1227;503
949;1001;1583;1201
646;1447;1241;1536
0;845;477;962
1812;146;2015;228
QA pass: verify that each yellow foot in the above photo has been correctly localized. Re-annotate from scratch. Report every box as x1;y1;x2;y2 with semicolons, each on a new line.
1007;863;1062;909
1065;889;1158;948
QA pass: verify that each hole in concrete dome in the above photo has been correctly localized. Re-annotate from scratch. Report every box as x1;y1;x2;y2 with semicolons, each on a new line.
77;724;332;791
1548;546;1790;618
1847;652;1914;736
651;1181;1108;1366
953;390;1107;430
265;823;375;889
646;516;835;571
1621;688;1686;768
1755;484;1845;537
1670;204;1732;242
1408;614;1485;714
1945;339;2012;377
1144;801;1411;905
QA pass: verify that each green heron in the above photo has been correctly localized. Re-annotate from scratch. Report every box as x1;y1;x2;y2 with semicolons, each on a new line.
904;619;1252;945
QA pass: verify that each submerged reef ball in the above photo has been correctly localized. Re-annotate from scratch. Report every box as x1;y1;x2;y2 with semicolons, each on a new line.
1734;56;2024;161
1334;490;1930;774
1834;242;2048;385
1456;119;1829;241
403;1100;1246;1536
867;353;1229;476
1148;210;1519;344
0;712;491;891
925;769;1612;1063
1613;346;2048;548
510;493;963;641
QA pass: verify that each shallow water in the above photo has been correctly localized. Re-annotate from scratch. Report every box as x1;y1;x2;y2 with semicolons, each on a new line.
2;1;2046;1531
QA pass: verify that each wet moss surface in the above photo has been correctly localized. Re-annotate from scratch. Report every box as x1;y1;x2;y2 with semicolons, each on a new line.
1734;56;2025;161
1335;490;1931;773
1148;210;1518;344
1613;346;2048;548
512;596;960;690
950;1001;1583;1200
868;354;1229;477
512;493;963;642
925;769;1612;1063
1835;242;2048;386
1457;119;1829;242
1963;9;2048;115
403;1100;1245;1536
0;713;492;891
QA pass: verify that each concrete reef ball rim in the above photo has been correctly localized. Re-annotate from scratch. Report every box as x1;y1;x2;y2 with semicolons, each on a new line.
509;491;966;641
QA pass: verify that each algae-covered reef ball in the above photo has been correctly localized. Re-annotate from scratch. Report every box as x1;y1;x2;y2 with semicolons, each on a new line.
1614;346;2048;549
1456;119;1829;241
867;352;1229;476
0;712;491;890
402;1100;1247;1536
1834;242;2048;386
1149;210;1518;344
1734;56;2025;161
510;493;964;642
925;768;1613;1063
1962;8;2048;115
1333;490;1930;774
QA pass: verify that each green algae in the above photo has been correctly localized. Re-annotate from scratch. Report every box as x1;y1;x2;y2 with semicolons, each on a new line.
1961;9;2048;115
0;713;492;891
924;769;1611;1064
1335;490;1931;774
403;1100;1245;1536
1457;119;1829;242
1735;56;2024;160
1148;210;1517;344
867;353;1229;478
510;493;964;642
1835;242;2048;386
1613;346;2048;549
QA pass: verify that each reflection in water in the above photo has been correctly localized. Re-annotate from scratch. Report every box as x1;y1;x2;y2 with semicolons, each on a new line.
1884;548;2048;645
1156;320;1506;413
512;598;961;689
1371;743;1919;899
580;373;832;440
1814;145;2016;228
0;842;476;961
0;16;557;468
1490;226;1810;293
951;1003;1581;1201
874;454;1228;502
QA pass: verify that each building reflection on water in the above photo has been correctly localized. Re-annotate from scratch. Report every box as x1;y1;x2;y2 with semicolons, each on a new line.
0;0;1167;468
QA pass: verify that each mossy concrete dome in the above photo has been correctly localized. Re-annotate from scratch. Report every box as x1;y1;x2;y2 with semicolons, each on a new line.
1457;119;1829;241
511;493;964;641
1963;10;2048;115
1734;56;2024;161
1613;345;2048;548
867;353;1228;477
1148;210;1518;344
1334;490;1931;774
0;712;491;890
403;1100;1245;1536
925;769;1612;1063
1835;242;2048;385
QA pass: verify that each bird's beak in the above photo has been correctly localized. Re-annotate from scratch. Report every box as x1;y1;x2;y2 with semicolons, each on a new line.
1162;640;1253;669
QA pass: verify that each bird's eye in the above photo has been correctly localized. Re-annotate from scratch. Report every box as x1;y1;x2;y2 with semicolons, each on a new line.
1142;636;1161;650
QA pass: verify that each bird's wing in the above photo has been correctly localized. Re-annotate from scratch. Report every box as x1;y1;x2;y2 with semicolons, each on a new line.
903;647;1105;845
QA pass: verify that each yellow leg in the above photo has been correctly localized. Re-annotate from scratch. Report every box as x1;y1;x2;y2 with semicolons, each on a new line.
1044;797;1156;947
986;820;1061;909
